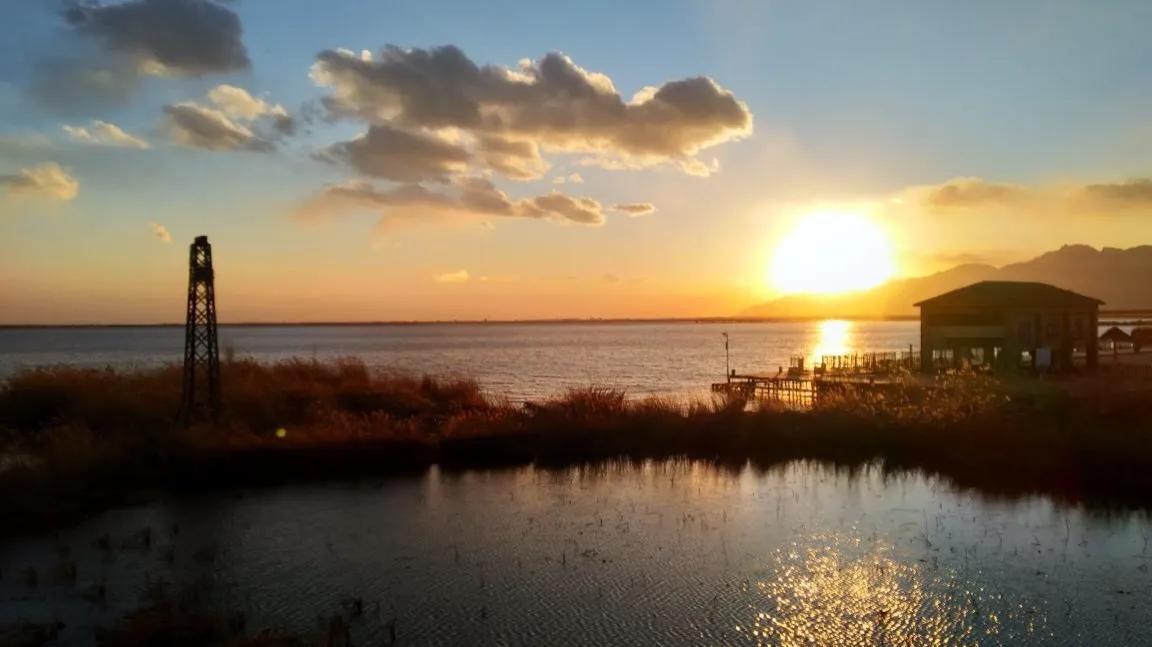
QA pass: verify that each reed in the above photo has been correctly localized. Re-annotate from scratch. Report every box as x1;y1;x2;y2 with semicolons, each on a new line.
0;358;490;442
2;358;1151;533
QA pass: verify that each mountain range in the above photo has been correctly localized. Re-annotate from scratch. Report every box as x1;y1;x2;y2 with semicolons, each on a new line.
741;245;1152;318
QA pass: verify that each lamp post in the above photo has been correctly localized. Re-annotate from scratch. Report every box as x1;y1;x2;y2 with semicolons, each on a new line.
722;332;730;382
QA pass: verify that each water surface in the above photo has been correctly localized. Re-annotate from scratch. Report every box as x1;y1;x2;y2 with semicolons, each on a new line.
0;321;920;400
2;461;1149;645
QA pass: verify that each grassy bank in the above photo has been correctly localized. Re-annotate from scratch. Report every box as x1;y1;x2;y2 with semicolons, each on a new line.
2;358;1152;533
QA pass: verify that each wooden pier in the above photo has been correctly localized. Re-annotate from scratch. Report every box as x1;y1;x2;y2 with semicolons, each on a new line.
711;351;918;408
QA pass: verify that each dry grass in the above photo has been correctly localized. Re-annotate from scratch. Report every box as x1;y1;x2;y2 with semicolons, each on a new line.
0;358;491;445
2;358;1152;533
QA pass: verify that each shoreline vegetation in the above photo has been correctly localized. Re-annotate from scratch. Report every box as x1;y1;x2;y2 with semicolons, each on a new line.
2;358;1152;537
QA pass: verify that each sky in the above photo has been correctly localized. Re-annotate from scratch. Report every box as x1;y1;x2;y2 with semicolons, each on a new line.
1;0;1150;324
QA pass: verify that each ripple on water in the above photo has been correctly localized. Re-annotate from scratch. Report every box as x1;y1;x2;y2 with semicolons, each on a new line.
745;536;1048;645
1;461;1150;645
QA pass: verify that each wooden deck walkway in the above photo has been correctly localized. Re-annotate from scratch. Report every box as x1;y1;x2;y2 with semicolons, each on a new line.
711;346;1152;408
711;351;918;408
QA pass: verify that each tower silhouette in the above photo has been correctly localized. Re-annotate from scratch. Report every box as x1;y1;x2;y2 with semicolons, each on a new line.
180;235;220;423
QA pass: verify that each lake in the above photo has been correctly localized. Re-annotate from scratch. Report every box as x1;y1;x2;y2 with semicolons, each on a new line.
2;461;1150;645
0;321;921;401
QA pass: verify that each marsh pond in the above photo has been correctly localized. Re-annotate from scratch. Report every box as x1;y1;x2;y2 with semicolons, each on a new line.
2;460;1151;645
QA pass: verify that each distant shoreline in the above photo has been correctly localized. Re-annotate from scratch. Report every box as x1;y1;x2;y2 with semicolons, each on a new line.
1;310;1149;329
0;315;924;329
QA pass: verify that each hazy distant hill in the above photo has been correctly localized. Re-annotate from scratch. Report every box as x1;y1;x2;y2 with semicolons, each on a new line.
740;245;1152;318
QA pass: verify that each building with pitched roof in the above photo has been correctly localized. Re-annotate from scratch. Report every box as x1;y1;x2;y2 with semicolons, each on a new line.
914;281;1102;372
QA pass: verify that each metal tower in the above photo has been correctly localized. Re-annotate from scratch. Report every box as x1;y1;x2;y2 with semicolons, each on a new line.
180;235;220;423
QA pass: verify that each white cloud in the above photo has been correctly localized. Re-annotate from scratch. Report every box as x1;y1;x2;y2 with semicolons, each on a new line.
0;163;79;201
149;221;172;242
163;84;294;152
435;269;470;283
63;120;150;149
206;85;294;133
164;102;273;152
208;85;287;120
552;172;584;184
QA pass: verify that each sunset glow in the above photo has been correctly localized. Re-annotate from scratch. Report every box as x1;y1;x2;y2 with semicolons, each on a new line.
1;0;1150;326
771;212;895;295
4;3;1152;643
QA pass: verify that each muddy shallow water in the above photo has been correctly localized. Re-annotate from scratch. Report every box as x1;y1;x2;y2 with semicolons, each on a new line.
2;461;1151;645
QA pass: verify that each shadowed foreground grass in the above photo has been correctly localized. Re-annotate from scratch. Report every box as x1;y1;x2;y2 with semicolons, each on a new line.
2;358;1152;532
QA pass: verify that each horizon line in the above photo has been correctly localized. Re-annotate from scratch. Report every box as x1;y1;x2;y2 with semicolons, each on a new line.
3;310;1151;329
0;315;918;328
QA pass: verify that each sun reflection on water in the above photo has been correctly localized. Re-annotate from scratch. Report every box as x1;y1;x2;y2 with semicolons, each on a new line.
812;319;853;360
741;537;1045;646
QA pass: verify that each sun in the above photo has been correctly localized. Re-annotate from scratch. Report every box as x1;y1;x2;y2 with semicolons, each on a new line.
770;211;895;294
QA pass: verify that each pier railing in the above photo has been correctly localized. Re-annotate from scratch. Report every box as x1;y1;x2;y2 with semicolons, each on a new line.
711;349;919;409
815;351;918;375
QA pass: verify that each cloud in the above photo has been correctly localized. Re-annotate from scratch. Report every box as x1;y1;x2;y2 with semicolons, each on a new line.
162;85;293;152
894;176;1152;217
298;177;606;228
207;84;294;134
0;163;79;201
677;156;721;177
456;177;519;215
907;177;1033;210
0;133;56;157
476;136;548;180
62;120;150;149
319;124;470;182
149;221;172;242
303;46;728;232
164;102;274;152
310;45;752;177
612;202;656;216
434;270;469;284
476;274;518;284
30;59;141;112
522;191;604;224
1082;179;1152;205
33;1;250;111
64;0;249;76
